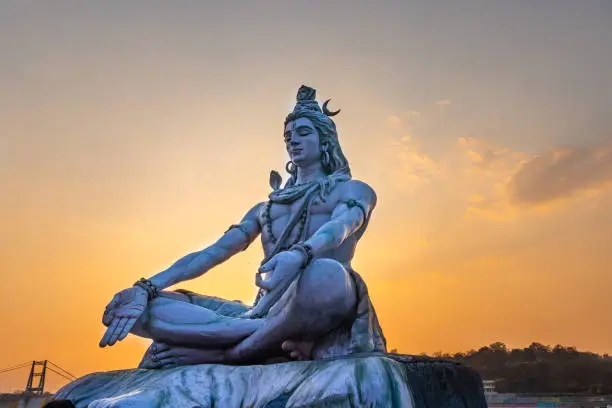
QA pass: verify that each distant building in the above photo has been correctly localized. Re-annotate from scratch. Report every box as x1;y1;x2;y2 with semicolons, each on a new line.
483;379;497;394
0;392;54;408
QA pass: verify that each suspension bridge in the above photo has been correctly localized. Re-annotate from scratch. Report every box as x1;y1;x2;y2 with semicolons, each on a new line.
0;360;77;394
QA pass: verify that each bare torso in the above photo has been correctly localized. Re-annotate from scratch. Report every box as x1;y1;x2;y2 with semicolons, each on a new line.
100;86;384;367
258;180;365;267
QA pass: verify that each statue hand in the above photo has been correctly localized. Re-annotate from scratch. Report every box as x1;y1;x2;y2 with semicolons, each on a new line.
256;250;304;292
99;287;148;348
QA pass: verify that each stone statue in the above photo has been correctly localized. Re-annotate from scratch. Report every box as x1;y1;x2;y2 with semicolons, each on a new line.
99;85;387;368
47;85;487;407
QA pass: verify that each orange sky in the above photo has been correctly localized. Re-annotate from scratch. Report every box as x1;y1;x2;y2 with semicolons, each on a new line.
1;1;611;393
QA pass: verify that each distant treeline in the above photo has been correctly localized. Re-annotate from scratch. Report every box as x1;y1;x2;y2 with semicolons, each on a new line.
422;342;612;395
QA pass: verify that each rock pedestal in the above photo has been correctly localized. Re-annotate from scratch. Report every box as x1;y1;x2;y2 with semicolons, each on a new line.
45;354;486;408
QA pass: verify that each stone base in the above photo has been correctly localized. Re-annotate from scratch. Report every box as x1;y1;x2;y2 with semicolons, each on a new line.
46;354;486;408
388;354;487;408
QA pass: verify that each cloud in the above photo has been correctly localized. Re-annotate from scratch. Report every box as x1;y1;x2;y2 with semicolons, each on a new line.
387;115;402;124
458;137;530;174
436;100;451;106
455;140;612;218
383;115;611;219
509;146;612;205
390;135;440;189
384;111;439;190
387;112;421;124
454;137;531;220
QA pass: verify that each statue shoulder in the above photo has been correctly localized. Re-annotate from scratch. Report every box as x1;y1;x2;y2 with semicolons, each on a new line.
243;201;266;225
338;179;377;211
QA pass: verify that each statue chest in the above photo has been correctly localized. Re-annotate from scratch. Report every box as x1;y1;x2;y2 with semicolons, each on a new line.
259;198;337;247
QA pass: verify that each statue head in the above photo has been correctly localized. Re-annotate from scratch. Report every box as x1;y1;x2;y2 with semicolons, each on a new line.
283;85;351;180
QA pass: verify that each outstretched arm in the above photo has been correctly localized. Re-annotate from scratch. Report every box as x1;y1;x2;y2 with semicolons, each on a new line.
147;202;263;291
100;204;263;348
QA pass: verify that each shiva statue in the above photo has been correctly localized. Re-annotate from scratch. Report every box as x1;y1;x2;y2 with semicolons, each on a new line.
100;85;387;368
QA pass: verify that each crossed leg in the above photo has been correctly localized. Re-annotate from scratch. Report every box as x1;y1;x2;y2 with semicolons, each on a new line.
131;291;261;347
225;258;357;363
129;259;357;368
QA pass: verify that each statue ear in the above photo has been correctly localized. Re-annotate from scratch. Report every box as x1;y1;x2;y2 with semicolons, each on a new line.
269;170;282;191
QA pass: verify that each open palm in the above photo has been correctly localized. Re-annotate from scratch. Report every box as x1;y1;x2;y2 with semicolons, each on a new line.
99;287;148;347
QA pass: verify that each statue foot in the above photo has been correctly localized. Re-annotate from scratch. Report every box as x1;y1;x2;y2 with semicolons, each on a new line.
139;342;226;369
282;340;314;361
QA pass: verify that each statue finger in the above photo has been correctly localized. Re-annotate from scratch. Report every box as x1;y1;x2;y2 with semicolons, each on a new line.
102;309;114;326
155;350;174;361
108;293;120;304
99;317;121;347
107;317;129;346
103;301;117;317
255;274;266;289
255;275;274;291
258;257;277;273
154;342;171;353
116;317;137;342
157;356;177;368
148;360;163;370
107;294;121;308
102;317;121;343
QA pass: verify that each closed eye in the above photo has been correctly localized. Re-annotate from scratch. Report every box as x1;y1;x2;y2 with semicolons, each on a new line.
296;126;313;136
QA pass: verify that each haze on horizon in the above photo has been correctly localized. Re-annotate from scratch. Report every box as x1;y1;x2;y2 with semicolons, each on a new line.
1;0;611;393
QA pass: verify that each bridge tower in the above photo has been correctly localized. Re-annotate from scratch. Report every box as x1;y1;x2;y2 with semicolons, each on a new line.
25;360;48;394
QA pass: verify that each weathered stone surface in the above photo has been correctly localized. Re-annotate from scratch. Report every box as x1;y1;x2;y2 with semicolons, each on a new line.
48;354;486;408
51;355;408;407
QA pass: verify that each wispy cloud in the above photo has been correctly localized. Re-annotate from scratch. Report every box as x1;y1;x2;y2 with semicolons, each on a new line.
385;111;440;190
509;146;612;206
453;137;530;221
387;111;421;124
384;112;612;222
389;135;440;190
387;115;402;124
455;138;612;219
435;99;451;106
458;136;530;174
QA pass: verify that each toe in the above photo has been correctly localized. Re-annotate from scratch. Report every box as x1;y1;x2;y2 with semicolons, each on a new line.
282;340;297;351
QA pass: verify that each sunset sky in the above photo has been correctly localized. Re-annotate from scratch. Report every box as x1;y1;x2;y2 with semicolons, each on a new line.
1;1;611;393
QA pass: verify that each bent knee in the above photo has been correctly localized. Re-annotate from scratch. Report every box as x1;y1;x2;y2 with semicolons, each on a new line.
296;258;356;315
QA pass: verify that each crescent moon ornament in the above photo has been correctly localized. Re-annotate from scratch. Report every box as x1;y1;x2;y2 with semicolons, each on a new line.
322;99;341;116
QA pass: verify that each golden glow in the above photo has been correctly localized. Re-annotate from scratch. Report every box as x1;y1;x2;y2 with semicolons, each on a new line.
1;2;611;393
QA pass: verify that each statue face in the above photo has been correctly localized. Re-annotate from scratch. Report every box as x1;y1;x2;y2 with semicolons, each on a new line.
284;117;321;167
